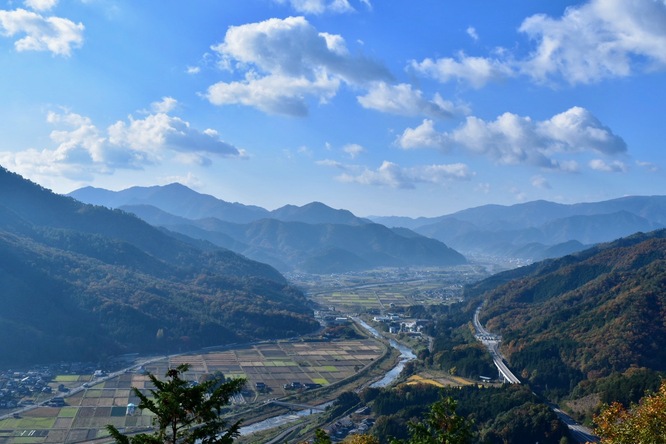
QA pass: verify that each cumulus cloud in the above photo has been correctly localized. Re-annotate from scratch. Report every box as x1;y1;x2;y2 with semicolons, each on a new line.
396;106;626;171
343;143;364;159
397;119;449;150
150;97;178;114
410;52;513;88
466;26;479;41
519;0;666;83
531;175;551;189
589;158;628;172
0;104;242;180
357;82;468;118
410;0;666;88
272;0;355;15
323;160;472;189
24;0;58;11
206;16;391;115
0;8;83;56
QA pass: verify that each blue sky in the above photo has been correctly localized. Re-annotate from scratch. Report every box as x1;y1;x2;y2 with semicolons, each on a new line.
1;0;665;217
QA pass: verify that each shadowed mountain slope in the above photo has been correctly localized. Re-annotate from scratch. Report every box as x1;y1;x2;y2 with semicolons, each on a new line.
0;167;318;366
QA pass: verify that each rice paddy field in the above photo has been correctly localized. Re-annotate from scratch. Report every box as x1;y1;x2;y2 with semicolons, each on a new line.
288;266;491;312
0;339;383;444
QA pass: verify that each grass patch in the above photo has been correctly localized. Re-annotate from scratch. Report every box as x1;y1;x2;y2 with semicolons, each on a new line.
53;375;79;382
18;417;57;429
311;378;329;385
57;407;77;418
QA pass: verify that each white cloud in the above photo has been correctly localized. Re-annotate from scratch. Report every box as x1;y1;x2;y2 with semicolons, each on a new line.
343;143;364;159
466;26;479;41
272;0;356;15
396;106;626;170
315;158;347;168
519;0;666;84
410;0;666;88
537;106;627;155
589;158;628;172
0;8;84;56
357;82;468;118
186;66;201;75
334;160;473;189
206;16;391;116
397;119;449;150
207;71;340;116
24;0;58;12
636;160;659;172
531;175;551;189
410;52;513;88
0;106;242;180
150;97;178;114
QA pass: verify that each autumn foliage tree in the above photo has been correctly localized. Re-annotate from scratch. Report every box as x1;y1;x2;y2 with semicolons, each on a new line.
594;380;666;443
107;363;246;444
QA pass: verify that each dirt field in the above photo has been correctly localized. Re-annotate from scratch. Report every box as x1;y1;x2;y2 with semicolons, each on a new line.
0;338;383;444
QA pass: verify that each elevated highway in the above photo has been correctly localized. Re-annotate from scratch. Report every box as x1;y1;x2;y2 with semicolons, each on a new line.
473;306;520;384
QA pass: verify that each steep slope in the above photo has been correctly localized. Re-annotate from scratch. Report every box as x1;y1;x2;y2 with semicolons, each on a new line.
0;167;318;366
471;230;666;396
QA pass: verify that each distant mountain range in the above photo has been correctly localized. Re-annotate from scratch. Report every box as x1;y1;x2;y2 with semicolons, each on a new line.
372;197;666;260
0;167;318;366
69;185;467;273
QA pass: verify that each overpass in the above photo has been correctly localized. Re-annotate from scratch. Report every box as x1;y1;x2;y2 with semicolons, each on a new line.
473;305;520;384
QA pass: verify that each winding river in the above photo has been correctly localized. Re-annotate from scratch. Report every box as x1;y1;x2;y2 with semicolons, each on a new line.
239;318;416;436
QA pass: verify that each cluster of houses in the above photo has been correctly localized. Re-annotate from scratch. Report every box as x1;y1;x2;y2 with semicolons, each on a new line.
0;362;108;411
282;381;322;391
372;314;430;335
0;369;54;409
324;406;375;442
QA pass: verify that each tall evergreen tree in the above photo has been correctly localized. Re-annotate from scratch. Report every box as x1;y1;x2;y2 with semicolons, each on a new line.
107;364;245;444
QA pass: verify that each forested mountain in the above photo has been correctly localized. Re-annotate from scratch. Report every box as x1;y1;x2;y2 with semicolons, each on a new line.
69;184;467;273
0;167;318;366
119;204;466;273
69;183;270;224
371;197;666;260
471;230;666;405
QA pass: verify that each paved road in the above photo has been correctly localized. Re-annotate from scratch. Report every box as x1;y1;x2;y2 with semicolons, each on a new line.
473;304;598;443
473;306;520;384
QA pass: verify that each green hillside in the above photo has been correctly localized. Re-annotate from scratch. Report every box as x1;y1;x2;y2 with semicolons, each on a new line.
0;167;318;366
473;230;666;402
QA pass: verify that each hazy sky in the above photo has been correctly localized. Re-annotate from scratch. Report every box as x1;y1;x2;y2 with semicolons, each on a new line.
1;0;665;217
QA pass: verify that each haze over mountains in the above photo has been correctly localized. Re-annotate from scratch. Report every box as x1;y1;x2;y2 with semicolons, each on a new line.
69;184;467;273
0;167;318;366
372;197;666;260
70;184;666;266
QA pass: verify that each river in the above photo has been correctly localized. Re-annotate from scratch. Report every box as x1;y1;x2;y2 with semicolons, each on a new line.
239;318;416;436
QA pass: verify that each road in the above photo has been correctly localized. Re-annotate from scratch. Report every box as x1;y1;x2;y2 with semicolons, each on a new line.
473;306;520;384
473;304;598;443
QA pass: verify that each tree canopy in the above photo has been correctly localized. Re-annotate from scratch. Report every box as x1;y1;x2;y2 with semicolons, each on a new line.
594;380;666;444
107;364;246;444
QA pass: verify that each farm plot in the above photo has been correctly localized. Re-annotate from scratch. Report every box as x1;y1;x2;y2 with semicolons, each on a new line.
0;337;383;443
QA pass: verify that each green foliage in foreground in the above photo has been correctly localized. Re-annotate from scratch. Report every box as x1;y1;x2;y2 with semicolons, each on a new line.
107;364;246;444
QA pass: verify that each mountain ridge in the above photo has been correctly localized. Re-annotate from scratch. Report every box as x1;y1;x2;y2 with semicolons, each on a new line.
0;166;318;366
